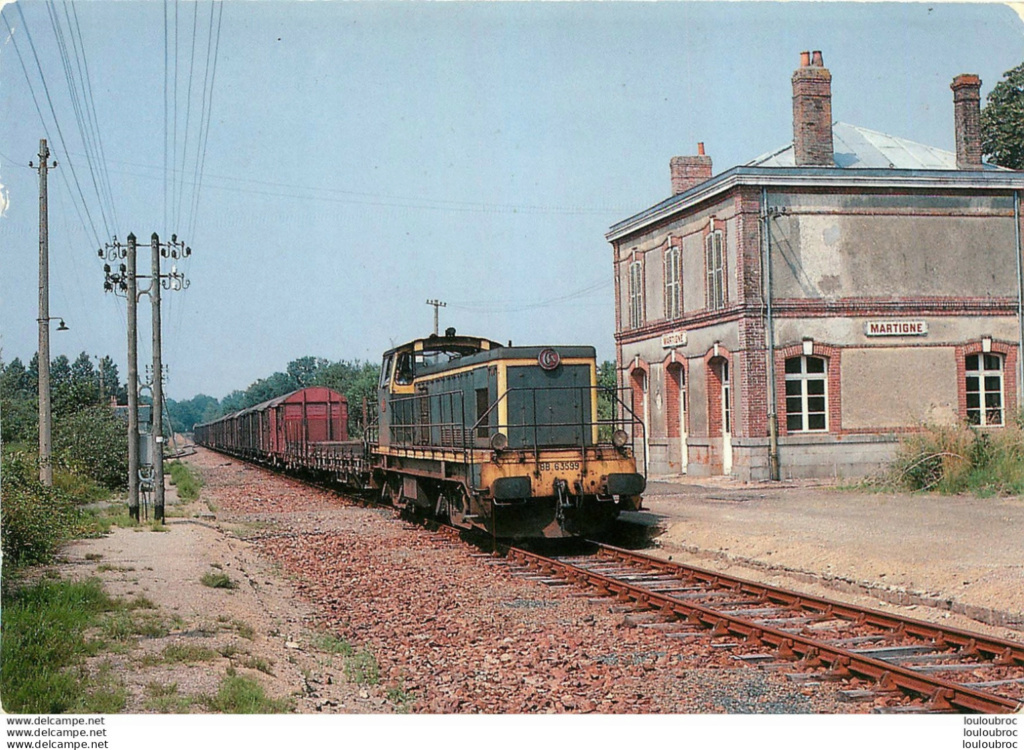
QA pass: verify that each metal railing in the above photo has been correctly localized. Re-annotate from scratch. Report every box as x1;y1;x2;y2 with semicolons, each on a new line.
385;385;645;487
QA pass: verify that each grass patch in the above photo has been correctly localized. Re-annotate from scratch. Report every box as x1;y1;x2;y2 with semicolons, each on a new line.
0;578;119;713
161;643;219;663
883;422;1024;495
200;571;237;589
314;632;353;656
232;619;255;640
148;520;170;532
167;460;203;501
343;650;380;686
217;643;242;659
101;609;171;642
80;505;137;536
125;595;157;610
143;682;197;713
85;553;103;561
239;655;274;675
204;675;291;714
96;563;135;573
386;683;416;713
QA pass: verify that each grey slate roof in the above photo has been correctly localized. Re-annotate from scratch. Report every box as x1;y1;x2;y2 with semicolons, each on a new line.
748;122;1003;170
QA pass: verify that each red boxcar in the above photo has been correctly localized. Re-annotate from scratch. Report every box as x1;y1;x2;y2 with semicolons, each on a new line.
193;387;348;467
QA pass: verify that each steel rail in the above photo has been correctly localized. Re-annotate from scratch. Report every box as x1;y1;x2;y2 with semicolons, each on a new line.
506;545;1023;714
595;543;1024;666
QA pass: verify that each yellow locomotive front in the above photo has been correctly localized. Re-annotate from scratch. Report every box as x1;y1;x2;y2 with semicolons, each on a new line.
372;330;645;538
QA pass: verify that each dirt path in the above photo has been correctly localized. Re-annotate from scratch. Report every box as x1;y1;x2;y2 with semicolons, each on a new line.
57;474;389;713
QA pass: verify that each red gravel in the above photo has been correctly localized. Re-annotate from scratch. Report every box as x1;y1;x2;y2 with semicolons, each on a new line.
189;448;862;714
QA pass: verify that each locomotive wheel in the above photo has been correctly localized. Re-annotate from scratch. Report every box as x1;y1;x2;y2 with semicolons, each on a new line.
440;487;472;529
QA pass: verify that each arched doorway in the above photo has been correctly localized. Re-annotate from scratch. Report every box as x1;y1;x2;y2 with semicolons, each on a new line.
666;361;688;473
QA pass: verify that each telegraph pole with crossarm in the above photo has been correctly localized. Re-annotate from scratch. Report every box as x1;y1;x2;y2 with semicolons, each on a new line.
100;233;190;521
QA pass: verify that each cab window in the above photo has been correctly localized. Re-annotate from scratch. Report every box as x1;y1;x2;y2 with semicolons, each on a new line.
395;353;415;385
379;354;394;388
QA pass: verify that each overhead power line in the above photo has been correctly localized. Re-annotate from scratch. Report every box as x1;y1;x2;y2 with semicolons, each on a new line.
6;6;104;247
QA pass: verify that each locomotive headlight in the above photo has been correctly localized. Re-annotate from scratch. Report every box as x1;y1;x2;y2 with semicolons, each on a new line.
611;429;629;449
490;432;509;451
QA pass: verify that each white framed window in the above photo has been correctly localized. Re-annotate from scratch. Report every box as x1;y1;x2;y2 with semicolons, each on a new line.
664;244;681;320
965;353;1004;426
628;260;644;329
705;231;725;310
785;355;827;432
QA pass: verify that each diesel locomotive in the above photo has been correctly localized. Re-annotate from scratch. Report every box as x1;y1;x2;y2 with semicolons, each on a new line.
195;330;646;539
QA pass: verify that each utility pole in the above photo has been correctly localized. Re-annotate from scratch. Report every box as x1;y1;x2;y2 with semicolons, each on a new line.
152;233;189;522
426;298;446;336
151;234;164;521
33;139;57;485
126;234;140;520
100;234;140;519
101;233;190;522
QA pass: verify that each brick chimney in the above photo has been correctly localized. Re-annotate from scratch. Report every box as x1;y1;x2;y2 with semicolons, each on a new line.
792;50;834;166
670;142;712;195
951;74;983;170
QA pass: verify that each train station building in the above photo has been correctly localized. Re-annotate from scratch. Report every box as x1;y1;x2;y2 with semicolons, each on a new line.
608;51;1024;481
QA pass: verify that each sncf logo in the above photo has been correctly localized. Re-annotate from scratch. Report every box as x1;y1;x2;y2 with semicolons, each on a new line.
538;348;561;371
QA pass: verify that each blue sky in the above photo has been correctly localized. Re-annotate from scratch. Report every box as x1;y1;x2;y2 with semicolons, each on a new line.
2;1;1022;400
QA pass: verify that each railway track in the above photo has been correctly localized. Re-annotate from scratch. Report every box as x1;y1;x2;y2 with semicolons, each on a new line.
198;448;1024;713
501;542;1024;714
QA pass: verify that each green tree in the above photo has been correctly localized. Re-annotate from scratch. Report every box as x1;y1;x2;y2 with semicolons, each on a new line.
220;389;246;414
1;358;38;446
96;355;123;404
166;393;219;432
286;356;328;387
312;360;380;437
54;352;99;415
596;360;619;434
53;405;129;490
243;372;298;407
981;61;1024;169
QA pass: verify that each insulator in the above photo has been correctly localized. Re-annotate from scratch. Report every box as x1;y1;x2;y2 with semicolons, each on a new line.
103;264;110;273
97;248;104;257
171;249;178;259
184;247;191;257
103;281;113;292
119;264;126;273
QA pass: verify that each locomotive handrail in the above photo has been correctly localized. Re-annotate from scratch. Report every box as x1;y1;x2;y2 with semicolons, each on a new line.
387;384;647;494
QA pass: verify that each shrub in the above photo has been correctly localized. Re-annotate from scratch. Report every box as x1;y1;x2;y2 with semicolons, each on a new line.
53;405;128;491
1;453;85;570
